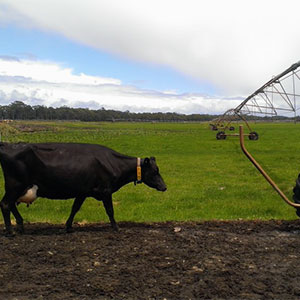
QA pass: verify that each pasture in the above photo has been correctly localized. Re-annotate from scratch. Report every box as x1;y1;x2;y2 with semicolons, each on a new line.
0;120;299;224
2;121;300;300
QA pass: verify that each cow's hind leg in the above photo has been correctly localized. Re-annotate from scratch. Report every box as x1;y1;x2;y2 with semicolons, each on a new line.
65;196;86;233
1;191;23;237
103;195;118;231
0;195;12;237
10;203;24;234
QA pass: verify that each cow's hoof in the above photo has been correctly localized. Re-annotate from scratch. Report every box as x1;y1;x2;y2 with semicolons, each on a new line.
5;230;15;238
16;225;25;234
112;225;119;232
65;227;74;233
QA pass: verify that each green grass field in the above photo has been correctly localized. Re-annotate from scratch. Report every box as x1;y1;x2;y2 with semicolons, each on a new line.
1;120;300;225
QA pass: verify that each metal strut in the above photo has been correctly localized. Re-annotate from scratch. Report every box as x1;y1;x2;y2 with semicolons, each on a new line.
211;61;300;135
239;125;300;208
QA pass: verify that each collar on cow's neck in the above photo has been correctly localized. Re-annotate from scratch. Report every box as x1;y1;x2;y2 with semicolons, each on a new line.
135;157;142;185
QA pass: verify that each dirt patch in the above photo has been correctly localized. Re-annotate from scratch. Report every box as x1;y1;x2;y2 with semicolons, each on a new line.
11;123;57;133
1;220;300;299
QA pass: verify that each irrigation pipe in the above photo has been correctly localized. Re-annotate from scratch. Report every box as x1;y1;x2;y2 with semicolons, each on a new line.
239;125;300;208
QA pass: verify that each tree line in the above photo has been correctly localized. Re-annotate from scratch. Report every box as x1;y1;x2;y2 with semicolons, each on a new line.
0;101;219;122
0;101;293;122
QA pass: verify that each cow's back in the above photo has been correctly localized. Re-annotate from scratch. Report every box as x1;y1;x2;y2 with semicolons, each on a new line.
0;142;128;199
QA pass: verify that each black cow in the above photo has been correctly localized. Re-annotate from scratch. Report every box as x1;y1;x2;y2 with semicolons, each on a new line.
0;142;167;236
293;174;300;217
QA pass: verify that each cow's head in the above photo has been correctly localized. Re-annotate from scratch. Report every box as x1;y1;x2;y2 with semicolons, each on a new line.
142;157;167;192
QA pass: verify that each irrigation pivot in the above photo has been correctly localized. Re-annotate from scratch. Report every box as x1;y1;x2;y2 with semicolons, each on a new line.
212;61;300;140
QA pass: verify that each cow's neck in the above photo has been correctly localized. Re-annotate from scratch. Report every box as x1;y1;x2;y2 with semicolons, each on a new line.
113;157;141;191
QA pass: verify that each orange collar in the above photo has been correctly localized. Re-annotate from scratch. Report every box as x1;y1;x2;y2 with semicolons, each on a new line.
136;157;142;184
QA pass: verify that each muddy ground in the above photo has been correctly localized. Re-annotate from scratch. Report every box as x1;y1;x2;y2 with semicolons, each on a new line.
1;220;300;300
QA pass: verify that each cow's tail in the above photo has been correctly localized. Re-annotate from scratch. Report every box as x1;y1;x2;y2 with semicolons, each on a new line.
0;143;7;160
0;142;9;154
0;142;9;159
293;174;300;217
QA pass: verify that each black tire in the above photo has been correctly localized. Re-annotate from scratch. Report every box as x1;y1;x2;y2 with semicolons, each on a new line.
229;126;235;131
249;131;259;140
216;131;226;140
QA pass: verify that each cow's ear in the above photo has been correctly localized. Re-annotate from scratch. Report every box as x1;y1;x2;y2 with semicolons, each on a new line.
144;157;150;166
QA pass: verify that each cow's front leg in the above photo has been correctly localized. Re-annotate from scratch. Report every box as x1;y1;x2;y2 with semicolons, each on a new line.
103;195;118;231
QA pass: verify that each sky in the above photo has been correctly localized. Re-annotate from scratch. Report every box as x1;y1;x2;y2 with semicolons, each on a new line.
0;0;300;115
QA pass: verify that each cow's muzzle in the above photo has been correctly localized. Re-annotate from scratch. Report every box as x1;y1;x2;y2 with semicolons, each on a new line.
157;185;167;192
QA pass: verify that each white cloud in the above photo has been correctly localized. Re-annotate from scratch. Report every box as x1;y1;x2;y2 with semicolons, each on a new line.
0;57;240;114
1;0;300;96
0;58;121;86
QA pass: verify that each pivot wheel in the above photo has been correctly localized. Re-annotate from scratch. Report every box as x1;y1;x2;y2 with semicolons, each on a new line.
229;126;235;131
249;131;259;140
216;131;226;140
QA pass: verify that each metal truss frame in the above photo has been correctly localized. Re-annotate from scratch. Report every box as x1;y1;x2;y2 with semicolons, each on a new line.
211;61;300;138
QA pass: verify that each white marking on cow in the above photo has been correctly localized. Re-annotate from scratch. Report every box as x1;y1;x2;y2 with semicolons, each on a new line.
17;185;38;205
